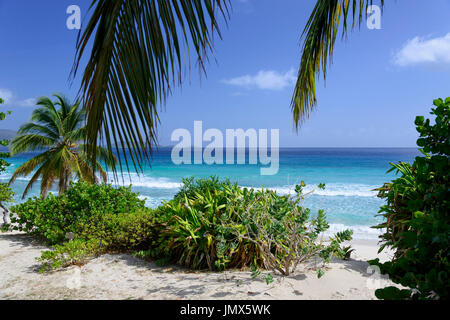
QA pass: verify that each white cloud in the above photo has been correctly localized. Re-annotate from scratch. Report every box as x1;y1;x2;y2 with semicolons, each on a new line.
0;88;36;107
394;33;450;66
223;68;297;91
16;98;36;107
0;88;14;104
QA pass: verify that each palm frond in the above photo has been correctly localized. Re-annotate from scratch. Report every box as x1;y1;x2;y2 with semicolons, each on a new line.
95;160;108;183
32;97;63;134
61;98;85;135
21;163;47;199
40;162;58;198
53;93;74;119
16;123;60;141
79;144;117;169
292;0;384;127
9;134;55;155
67;127;86;143
73;154;98;184
8;151;52;186
72;0;230;175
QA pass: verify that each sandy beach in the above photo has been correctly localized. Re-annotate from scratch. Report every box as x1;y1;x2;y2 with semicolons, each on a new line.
0;231;395;300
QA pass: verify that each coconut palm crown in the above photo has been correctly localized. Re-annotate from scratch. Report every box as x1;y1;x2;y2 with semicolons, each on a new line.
8;94;117;199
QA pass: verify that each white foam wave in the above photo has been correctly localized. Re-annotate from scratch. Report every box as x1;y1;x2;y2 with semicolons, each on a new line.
112;175;182;189
245;183;378;198
325;223;385;240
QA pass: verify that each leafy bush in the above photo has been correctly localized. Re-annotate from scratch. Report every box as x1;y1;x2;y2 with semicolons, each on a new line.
37;210;156;272
6;177;352;276
76;209;157;251
5;182;146;244
370;98;450;300
152;177;352;275
37;239;101;272
0;183;14;204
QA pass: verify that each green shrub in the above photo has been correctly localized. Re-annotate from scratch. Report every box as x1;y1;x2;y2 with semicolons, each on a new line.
174;176;235;201
0;183;14;204
152;177;352;275
76;209;157;251
37;238;101;272
5;182;145;244
37;210;156;272
370;98;450;300
7;177;352;276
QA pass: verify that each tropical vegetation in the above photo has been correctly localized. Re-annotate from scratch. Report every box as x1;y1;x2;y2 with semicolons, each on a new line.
2;177;353;277
370;98;450;300
152;177;352;274
8;94;117;199
4;182;148;245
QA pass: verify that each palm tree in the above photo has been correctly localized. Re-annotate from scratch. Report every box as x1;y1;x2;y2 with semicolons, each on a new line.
72;0;384;172
8;94;117;199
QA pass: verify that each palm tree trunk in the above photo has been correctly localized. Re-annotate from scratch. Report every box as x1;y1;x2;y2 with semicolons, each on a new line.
59;169;70;195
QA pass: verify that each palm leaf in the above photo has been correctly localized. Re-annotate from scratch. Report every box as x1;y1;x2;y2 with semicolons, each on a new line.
16;123;60;141
9;134;55;155
20;162;47;199
292;0;384;127
32;97;63;134
72;0;230;175
8;151;52;185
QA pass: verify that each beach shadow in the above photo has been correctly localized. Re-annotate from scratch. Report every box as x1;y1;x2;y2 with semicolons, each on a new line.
0;231;47;250
332;258;372;278
290;274;307;281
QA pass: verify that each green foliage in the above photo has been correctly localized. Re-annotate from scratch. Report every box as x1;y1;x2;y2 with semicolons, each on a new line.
37;238;101;272
4;182;146;244
370;98;450;300
174;176;235;201
37;209;156;272
0;183;14;204
152;177;352;275
7;177;352;277
316;269;325;279
320;230;354;262
0;97;14;208
76;209;156;251
265;274;274;285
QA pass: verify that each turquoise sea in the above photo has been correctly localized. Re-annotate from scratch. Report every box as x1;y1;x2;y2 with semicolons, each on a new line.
0;147;420;240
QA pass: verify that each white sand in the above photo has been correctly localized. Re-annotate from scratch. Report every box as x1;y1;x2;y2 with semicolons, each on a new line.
0;231;396;300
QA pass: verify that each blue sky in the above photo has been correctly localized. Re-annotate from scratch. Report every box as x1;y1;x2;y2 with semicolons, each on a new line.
0;0;449;147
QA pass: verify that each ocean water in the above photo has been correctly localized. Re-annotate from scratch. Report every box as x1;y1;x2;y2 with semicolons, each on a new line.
0;147;420;240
